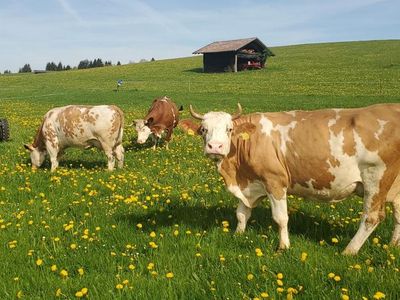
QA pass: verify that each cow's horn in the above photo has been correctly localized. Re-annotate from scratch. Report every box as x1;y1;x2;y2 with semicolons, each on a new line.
231;103;242;120
189;105;204;120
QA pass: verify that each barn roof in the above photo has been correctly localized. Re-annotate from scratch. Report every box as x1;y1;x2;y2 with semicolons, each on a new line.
193;37;267;54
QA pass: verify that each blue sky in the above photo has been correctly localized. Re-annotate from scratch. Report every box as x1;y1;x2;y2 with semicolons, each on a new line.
0;0;399;72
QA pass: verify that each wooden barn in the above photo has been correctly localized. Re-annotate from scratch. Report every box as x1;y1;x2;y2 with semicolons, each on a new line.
193;37;274;73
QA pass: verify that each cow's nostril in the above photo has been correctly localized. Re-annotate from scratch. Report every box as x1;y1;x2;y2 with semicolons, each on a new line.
207;143;213;149
218;144;222;149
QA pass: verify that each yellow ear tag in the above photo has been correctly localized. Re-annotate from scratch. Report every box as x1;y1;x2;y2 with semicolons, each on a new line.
187;129;194;136
240;132;250;140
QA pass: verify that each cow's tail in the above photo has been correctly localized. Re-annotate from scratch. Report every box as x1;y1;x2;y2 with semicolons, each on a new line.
113;105;124;145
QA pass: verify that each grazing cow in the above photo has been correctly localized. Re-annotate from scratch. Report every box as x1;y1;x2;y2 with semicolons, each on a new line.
190;103;400;255
24;105;124;172
133;96;182;149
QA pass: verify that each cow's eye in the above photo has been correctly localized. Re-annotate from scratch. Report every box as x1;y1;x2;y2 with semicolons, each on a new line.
201;127;208;134
227;127;233;133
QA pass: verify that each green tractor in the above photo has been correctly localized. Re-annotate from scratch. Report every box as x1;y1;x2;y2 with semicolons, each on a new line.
0;118;9;142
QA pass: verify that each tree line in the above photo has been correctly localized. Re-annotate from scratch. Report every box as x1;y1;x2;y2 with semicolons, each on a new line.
3;58;124;74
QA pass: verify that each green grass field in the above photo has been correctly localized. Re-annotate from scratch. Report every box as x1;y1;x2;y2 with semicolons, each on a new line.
0;40;400;299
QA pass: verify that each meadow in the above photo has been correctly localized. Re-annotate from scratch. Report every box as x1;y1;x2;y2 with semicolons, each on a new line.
0;40;400;299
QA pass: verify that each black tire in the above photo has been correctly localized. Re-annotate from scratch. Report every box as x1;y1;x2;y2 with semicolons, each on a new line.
0;119;10;141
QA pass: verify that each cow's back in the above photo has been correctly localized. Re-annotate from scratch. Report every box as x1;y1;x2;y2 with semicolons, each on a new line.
145;97;179;128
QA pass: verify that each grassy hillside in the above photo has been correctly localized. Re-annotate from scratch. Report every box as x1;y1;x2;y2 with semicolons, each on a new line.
0;40;400;299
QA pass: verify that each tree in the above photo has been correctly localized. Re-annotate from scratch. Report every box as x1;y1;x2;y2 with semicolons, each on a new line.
19;64;32;73
117;61;121;66
151;57;155;62
3;70;11;74
57;62;63;71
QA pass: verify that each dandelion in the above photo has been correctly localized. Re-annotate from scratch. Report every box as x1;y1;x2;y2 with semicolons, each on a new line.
173;230;179;236
81;288;88;295
75;291;84;298
60;269;68;278
373;291;385;299
16;291;23;299
372;237;379;244
301;252;308;262
136;223;143;229
247;273;254;280
277;279;284;286
149;231;156;238
78;268;84;276
260;292;269;298
128;264;135;270
55;288;62;297
166;272;174;279
147;263;154;270
331;237;339;244
255;248;264;257
334;275;341;282
36;258;43;266
116;284;124;290
341;294;349;300
277;273;284;280
328;272;335;279
70;243;77;250
51;265;58;272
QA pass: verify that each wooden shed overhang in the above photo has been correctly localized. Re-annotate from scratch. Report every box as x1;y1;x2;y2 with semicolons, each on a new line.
193;37;274;72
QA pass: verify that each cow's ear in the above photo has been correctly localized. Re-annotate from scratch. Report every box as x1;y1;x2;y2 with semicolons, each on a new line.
24;144;34;152
146;117;154;126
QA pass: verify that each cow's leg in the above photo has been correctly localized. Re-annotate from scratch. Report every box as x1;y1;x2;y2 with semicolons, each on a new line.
343;167;391;255
268;192;290;250
227;185;254;233
391;194;400;246
236;201;252;233
100;143;115;171
114;144;124;169
165;128;172;150
46;143;59;172
151;135;158;150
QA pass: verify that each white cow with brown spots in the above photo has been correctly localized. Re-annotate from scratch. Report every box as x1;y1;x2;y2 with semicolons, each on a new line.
24;105;124;172
190;103;400;255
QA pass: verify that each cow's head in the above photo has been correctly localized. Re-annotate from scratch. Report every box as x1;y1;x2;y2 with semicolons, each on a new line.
24;144;46;169
190;103;242;160
133;118;154;144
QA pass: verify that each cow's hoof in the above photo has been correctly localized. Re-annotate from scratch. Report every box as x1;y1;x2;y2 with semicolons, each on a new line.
341;248;358;256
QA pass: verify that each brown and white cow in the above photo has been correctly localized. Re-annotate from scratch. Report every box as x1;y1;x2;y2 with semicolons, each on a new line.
24;105;124;172
133;96;182;150
190;103;400;255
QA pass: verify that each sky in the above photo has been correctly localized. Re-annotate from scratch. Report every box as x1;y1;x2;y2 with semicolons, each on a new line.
0;0;399;72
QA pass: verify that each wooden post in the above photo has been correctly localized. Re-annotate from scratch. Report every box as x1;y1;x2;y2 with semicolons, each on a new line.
234;54;238;72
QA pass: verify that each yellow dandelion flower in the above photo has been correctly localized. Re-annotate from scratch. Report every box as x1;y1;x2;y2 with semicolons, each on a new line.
149;231;156;238
60;269;68;278
122;279;129;285
136;223;143;229
341;295;349;300
81;288;88;295
373;291;385;299
51;265;58;272
372;237;379;244
301;252;308;262
36;258;43;266
166;272;174;279
55;288;62;297
16;291;23;299
334;275;341;282
147;263;154;270
116;284;124;290
255;248;264;257
78;268;84;276
277;279;284;286
328;272;335;279
260;292;269;298
70;243;77;250
277;273;284;279
331;237;339;244
75;291;84;298
128;264;135;270
247;273;254;280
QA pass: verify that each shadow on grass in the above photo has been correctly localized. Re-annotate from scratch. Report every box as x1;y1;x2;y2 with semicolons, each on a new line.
116;203;352;245
184;68;204;73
